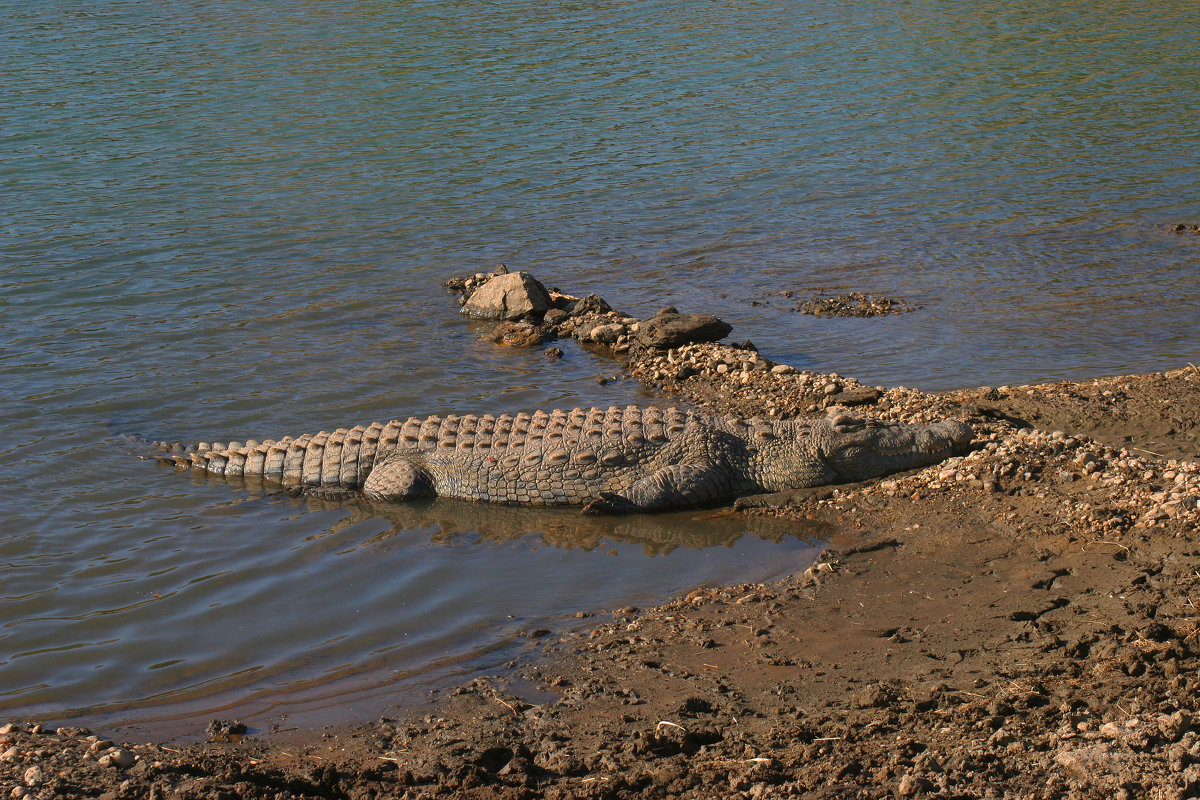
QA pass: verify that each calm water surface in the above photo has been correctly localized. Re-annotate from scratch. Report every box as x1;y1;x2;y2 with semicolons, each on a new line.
2;0;1199;732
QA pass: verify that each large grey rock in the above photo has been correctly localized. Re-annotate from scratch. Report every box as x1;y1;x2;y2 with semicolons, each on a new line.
635;312;732;349
461;272;553;321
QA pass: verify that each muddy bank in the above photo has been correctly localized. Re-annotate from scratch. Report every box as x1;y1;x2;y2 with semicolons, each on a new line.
6;272;1200;799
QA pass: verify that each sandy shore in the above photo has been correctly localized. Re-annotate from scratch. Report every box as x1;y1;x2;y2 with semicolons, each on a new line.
5;332;1200;799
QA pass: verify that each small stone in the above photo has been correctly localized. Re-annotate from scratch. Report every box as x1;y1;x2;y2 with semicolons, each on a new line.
89;739;114;753
28;725;43;735
0;724;15;735
1;746;19;761
23;766;42;786
823;382;842;395
771;364;796;375
589;323;626;344
99;747;136;769
897;774;918;796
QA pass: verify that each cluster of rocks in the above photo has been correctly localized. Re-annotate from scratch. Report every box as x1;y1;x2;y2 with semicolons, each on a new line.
445;267;733;355
795;291;919;318
627;341;883;418
1171;224;1200;234
1;722;141;797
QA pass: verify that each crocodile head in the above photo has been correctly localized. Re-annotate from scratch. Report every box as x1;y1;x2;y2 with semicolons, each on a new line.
816;413;973;482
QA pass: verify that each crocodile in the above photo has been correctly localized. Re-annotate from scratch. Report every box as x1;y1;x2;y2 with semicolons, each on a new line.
153;406;972;514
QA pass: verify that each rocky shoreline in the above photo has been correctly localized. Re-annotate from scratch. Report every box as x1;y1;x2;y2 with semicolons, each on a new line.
5;272;1200;799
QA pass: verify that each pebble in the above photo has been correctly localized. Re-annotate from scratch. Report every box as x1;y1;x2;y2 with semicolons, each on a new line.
23;766;42;786
98;747;136;769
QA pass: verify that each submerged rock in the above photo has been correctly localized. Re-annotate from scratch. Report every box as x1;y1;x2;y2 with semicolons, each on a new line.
480;321;556;348
797;292;918;317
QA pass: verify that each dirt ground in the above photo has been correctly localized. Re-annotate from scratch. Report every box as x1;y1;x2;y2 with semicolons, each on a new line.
5;362;1200;800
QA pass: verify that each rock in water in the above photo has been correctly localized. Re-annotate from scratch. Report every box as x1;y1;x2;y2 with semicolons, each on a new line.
480;321;555;347
461;272;553;321
636;312;732;349
570;293;614;317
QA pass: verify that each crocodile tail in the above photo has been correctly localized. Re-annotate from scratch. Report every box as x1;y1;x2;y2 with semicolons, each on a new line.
154;419;403;492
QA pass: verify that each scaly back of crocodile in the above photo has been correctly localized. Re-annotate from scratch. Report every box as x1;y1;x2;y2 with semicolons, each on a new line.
156;405;971;512
158;406;736;506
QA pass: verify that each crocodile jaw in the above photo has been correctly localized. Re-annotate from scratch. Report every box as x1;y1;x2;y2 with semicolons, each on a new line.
819;417;973;482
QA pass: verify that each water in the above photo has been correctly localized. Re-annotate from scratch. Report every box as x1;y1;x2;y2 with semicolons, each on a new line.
3;0;1199;732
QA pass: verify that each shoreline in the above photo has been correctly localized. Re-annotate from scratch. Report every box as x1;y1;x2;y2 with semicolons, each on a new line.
5;271;1199;798
5;362;1199;798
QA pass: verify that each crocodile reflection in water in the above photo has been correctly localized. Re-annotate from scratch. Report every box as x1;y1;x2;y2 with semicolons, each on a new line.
186;469;832;556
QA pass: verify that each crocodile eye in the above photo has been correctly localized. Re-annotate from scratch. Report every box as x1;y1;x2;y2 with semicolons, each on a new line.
829;413;859;430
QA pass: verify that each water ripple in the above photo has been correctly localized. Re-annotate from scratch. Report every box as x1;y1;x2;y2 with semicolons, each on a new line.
2;0;1199;728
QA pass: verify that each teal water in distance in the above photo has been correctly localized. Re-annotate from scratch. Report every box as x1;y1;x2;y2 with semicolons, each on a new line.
2;1;1199;734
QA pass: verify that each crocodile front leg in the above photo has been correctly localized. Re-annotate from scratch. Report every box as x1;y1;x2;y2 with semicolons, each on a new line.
581;463;726;514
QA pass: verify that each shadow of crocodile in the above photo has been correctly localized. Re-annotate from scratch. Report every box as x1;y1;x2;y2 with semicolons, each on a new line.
186;470;832;557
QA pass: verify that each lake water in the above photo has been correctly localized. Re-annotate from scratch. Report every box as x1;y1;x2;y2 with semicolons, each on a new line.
3;0;1199;735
